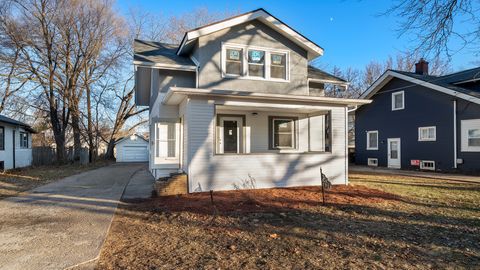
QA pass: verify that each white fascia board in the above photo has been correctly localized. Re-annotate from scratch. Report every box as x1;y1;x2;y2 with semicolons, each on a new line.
163;87;372;106
133;61;196;71
176;9;323;59
308;78;350;86
361;70;480;105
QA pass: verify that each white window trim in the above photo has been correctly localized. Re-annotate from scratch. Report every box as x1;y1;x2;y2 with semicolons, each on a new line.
366;130;379;150
418;126;437;141
367;158;378;166
154;121;180;164
461;119;480;152
272;118;296;149
391;91;405;111
221;42;290;82
420;160;435;170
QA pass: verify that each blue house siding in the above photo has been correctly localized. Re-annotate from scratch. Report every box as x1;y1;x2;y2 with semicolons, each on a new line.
355;77;458;172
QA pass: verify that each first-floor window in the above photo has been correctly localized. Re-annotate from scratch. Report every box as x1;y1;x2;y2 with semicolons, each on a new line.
270;117;296;149
367;131;378;150
418;126;436;141
19;132;28;148
155;122;177;158
0;127;4;150
461;119;480;152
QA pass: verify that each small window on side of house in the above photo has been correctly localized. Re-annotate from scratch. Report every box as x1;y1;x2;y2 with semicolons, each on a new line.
155;122;177;158
461;119;480;152
367;131;378;150
19;132;28;148
418;126;436;141
392;91;405;110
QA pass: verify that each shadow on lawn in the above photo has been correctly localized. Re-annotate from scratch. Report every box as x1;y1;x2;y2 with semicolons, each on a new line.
116;186;480;268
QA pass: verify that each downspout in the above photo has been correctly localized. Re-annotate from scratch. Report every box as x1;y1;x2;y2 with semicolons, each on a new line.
12;129;15;169
345;106;349;185
453;99;457;169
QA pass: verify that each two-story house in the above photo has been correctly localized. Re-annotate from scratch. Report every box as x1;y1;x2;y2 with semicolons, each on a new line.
134;9;370;192
356;59;480;174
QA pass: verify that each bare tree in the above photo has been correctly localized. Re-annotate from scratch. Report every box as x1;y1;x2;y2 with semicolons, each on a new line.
385;0;480;59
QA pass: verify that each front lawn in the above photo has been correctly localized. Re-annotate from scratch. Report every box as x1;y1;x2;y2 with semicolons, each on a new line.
0;160;112;200
96;172;480;269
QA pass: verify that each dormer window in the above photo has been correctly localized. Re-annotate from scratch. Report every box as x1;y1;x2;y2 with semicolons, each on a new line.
221;43;289;82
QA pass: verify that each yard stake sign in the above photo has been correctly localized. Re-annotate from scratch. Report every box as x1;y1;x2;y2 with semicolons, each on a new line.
209;190;218;225
320;168;332;204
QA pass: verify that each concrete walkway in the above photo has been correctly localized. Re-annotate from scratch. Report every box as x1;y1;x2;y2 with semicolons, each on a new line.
0;162;146;270
350;165;480;183
122;168;155;200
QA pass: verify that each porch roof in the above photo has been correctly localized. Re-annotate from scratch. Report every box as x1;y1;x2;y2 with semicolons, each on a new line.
162;87;372;106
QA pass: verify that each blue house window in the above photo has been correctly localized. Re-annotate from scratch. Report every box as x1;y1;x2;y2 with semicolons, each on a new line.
392;91;405;110
367;131;378;150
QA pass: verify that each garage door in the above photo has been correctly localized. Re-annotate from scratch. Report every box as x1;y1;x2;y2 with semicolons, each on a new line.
122;145;148;162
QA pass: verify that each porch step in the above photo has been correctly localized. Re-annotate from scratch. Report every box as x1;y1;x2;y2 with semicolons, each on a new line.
154;173;188;196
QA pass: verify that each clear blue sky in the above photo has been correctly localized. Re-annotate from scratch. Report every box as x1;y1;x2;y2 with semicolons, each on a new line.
116;0;477;72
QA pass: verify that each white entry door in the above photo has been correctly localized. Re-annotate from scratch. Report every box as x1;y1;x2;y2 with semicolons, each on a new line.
387;138;401;169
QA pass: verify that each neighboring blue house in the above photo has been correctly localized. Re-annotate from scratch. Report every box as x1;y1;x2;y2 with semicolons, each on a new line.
355;59;480;174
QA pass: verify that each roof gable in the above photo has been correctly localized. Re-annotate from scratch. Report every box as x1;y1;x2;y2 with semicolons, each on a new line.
360;70;480;105
176;8;324;60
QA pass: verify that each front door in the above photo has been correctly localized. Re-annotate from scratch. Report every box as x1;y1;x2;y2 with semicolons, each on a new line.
387;138;401;169
218;116;243;154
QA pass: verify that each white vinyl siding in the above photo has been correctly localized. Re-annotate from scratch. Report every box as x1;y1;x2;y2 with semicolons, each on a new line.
461;119;480;152
392;91;405;110
185;97;348;192
418;126;436;141
367;131;378;150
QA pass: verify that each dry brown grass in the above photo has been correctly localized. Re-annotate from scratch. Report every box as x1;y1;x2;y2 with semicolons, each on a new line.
97;172;480;269
0;160;112;200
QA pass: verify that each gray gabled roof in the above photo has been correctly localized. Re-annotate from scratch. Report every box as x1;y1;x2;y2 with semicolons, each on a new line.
133;39;196;68
307;65;348;85
0;115;35;133
436;67;480;84
393;70;480;99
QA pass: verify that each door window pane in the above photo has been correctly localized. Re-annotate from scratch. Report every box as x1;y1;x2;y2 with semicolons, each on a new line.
390;141;398;159
225;48;242;75
248;50;265;77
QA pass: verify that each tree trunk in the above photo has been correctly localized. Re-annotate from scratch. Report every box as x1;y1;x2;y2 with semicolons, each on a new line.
71;111;82;162
105;139;115;160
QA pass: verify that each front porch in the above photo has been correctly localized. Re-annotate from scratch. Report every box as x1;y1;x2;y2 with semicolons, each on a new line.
150;87;369;192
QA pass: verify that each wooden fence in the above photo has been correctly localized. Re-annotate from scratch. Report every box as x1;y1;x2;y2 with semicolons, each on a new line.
32;147;89;166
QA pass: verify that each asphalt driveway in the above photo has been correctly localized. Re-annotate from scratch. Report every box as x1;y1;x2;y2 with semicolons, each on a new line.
0;162;147;270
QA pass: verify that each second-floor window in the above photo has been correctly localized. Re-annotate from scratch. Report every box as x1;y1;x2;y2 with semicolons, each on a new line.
222;43;289;81
392;91;405;110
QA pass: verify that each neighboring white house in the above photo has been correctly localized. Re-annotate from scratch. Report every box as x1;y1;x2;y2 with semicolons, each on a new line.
0;115;35;170
134;8;371;192
115;134;149;162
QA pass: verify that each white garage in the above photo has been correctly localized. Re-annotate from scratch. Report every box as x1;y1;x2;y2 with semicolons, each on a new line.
115;134;149;162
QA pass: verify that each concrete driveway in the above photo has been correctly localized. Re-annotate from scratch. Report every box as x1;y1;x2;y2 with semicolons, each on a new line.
0;162;147;270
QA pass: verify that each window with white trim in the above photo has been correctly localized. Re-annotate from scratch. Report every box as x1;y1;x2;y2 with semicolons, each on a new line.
368;158;378;166
221;43;289;81
461;119;480;152
367;131;378;150
392;91;405;110
225;48;243;76
270;53;286;80
270;117;296;149
19;132;28;148
155;122;178;158
418;126;436;141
